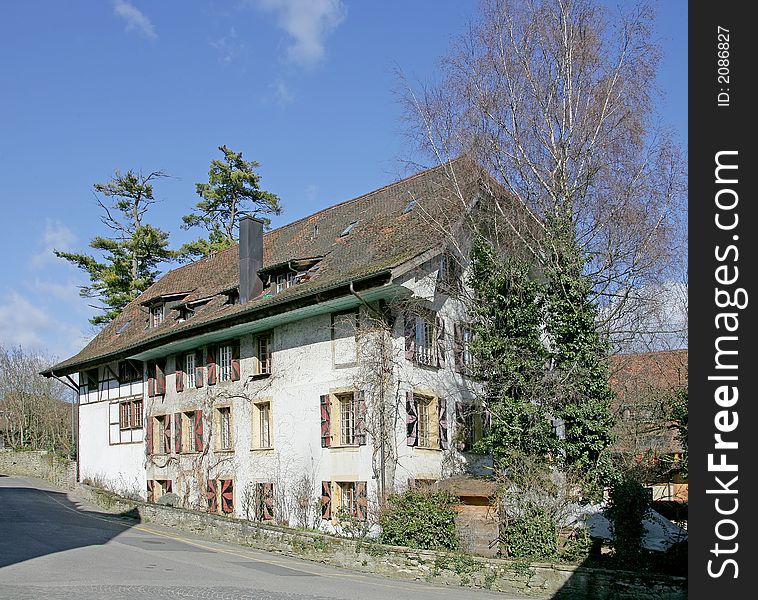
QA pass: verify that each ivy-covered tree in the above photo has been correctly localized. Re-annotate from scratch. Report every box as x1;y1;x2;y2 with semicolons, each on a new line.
56;170;174;326
179;145;282;260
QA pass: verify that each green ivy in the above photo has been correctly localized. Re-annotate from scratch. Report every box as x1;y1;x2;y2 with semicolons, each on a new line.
605;477;651;568
379;489;460;551
502;503;558;561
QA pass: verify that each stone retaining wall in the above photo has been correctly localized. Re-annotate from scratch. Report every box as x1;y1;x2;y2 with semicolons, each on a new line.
77;484;687;600
0;450;76;489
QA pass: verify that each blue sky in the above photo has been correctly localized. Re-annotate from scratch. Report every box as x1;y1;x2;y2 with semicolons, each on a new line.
0;0;686;361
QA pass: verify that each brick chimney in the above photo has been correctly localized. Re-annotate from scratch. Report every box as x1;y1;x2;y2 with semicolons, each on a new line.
239;217;264;303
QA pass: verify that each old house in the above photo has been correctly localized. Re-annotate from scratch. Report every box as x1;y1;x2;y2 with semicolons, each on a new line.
44;160;530;528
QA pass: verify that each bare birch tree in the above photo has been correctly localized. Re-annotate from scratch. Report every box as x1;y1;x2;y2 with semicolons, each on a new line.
402;0;687;348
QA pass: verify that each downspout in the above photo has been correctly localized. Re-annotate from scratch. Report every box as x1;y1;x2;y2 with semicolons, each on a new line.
50;369;80;483
350;281;387;500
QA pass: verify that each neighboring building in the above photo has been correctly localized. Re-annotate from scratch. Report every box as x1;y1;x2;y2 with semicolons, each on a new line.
44;160;529;527
609;349;688;503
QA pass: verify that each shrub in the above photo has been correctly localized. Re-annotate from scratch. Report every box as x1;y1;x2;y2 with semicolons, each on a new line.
502;502;557;560
605;477;651;567
379;489;459;551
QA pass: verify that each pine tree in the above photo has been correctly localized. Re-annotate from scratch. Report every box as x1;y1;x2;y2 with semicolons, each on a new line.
55;170;174;326
179;145;282;260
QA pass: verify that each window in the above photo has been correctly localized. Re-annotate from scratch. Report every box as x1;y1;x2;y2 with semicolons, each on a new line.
151;304;164;328
180;411;199;452
417;396;431;447
119;399;143;430
184;353;196;389
339;394;356;445
338;482;356;516
256;334;271;375
207;479;234;514
275;272;296;293
154;415;169;454
405;313;437;366
118;361;140;384
179;306;195;321
461;326;474;369
216;406;232;451
416;318;435;365
217;344;232;382
147;479;172;503
253;401;272;449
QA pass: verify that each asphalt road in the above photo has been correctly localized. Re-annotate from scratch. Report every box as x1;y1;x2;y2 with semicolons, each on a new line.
0;475;537;600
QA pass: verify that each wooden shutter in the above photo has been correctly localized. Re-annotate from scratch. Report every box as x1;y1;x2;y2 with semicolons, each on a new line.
231;340;241;381
455;400;467;451
356;481;367;521
260;482;274;521
321;481;332;519
194;349;204;388
175;356;184;392
147;361;155;397
147;479;154;501
162;415;171;453
164;480;173;493
207;479;218;512
438;397;449;450
174;413;182;453
453;323;464;372
356;390;367;445
404;313;416;360
207;347;217;386
435;316;445;367
145;417;153;455
406;391;418;446
155;358;167;396
319;394;331;448
194;410;204;452
220;479;234;513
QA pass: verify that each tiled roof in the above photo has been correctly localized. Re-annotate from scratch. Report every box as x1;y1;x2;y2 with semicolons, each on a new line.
49;158;483;375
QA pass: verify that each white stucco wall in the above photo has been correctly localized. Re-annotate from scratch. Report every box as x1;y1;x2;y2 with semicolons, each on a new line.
77;252;492;523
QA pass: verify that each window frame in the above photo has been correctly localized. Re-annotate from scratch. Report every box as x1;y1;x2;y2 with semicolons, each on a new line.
338;393;356;446
337;481;356;517
215;405;233;451
184;352;196;389
150;304;165;328
255;400;273;449
217;344;233;383
415;315;435;366
412;392;439;450
119;398;143;430
255;333;272;376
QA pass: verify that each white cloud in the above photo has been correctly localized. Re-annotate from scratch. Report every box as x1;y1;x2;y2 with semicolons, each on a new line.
255;0;346;67
113;0;157;40
270;78;295;105
0;291;89;358
31;220;77;269
211;27;245;63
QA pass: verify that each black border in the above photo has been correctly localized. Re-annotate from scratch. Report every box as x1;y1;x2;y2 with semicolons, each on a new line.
689;3;755;597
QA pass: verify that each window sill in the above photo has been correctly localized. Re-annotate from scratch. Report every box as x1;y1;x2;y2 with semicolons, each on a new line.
415;446;443;452
215;448;234;454
250;446;274;452
330;444;360;451
250;372;272;380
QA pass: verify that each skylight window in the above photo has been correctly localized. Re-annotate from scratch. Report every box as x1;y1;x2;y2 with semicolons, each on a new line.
403;199;417;214
340;220;358;237
116;320;131;334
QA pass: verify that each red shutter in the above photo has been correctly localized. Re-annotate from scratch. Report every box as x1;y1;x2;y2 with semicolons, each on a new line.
174;412;182;453
356;481;368;521
207;347;217;386
155;358;166;395
231;340;241;381
438;397;449;450
147;479;154;501
406;392;418;446
195;349;204;388
207;479;217;512
435;316;445;367
320;394;331;448
145;417;153;455
356;390;367;445
194;410;204;452
262;482;274;521
220;479;234;513
404;313;416;360
175;356;184;392
164;480;172;493
321;481;332;519
453;323;464;372
455;400;467;451
147;361;155;397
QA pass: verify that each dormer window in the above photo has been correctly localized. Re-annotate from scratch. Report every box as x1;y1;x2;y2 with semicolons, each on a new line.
275;271;297;294
179;306;195;321
150;304;164;328
340;220;358;237
226;290;240;305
